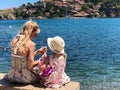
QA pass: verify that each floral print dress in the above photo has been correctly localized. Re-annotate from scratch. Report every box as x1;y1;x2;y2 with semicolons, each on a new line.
42;55;70;88
7;54;37;84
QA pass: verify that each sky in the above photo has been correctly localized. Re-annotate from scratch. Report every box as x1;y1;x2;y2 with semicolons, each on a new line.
0;0;39;9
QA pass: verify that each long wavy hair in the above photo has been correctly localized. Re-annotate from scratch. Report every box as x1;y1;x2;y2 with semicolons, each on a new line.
11;21;40;54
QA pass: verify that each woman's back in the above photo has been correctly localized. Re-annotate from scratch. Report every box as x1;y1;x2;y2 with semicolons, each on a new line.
7;54;37;84
11;37;35;57
11;54;27;69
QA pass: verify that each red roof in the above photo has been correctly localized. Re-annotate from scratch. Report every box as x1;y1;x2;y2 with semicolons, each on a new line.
43;0;51;2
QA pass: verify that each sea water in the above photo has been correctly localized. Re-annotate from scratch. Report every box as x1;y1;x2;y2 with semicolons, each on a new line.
1;18;120;90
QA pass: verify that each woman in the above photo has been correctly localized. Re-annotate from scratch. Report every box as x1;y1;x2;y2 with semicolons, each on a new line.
6;21;44;84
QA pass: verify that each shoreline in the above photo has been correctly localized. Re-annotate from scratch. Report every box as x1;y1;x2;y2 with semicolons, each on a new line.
0;17;120;21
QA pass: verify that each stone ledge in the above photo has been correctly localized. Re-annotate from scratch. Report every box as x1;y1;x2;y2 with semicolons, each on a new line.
0;73;80;90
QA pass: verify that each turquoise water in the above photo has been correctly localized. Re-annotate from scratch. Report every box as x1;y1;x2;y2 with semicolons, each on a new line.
1;18;120;90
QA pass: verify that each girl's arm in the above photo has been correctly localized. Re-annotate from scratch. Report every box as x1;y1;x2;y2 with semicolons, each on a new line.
39;56;49;72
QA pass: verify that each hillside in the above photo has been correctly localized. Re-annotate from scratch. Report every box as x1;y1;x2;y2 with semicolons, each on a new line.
0;0;120;20
0;9;16;19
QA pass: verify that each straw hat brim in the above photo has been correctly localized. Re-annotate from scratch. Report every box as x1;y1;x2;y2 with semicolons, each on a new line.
47;38;64;54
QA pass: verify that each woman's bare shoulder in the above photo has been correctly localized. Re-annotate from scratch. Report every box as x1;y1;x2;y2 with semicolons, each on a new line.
26;40;36;48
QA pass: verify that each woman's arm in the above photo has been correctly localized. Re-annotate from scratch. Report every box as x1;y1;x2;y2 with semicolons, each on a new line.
27;43;39;70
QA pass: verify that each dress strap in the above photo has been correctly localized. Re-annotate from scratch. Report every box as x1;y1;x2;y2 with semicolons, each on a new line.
11;54;25;58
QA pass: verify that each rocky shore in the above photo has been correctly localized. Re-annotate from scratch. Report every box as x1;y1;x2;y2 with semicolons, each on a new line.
0;73;80;90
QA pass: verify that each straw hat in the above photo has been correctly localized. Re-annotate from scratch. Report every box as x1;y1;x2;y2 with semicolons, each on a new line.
47;36;65;54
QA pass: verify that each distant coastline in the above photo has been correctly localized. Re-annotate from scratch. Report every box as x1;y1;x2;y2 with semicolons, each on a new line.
0;0;120;20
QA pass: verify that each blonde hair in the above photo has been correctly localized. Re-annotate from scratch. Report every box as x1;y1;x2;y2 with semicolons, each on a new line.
11;21;40;54
53;52;67;60
62;52;67;59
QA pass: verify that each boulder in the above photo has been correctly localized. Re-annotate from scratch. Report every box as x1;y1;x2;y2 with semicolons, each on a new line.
0;73;80;90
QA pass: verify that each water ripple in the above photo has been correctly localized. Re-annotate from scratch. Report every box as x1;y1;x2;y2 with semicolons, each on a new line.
1;19;120;90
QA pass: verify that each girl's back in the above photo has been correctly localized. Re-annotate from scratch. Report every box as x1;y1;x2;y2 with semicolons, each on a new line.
43;54;70;88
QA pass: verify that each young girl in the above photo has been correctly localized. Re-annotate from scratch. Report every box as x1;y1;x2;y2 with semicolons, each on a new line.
38;36;70;88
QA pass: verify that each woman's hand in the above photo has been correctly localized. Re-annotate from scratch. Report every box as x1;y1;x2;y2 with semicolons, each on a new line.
34;46;47;55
